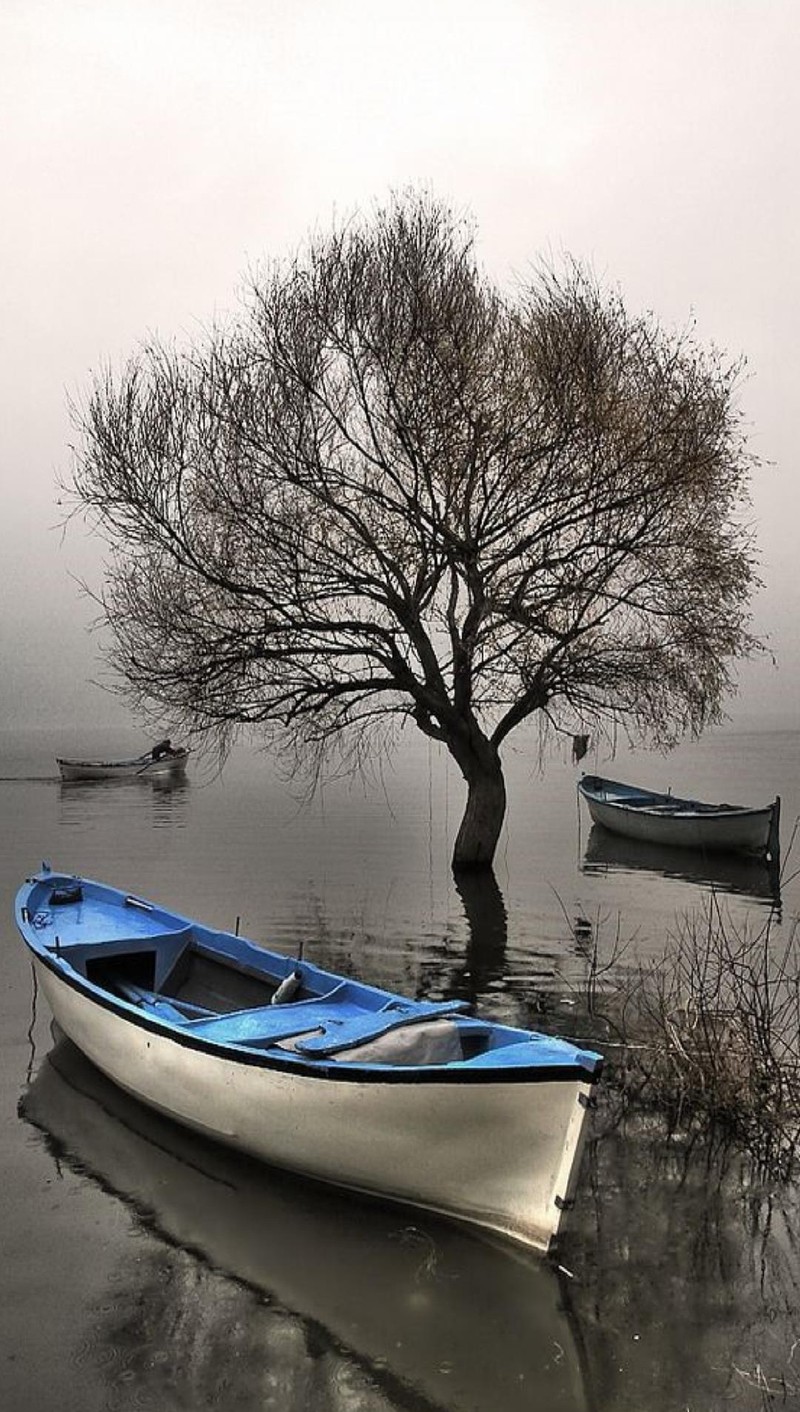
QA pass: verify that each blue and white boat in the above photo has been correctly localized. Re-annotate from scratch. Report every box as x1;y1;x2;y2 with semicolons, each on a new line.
15;867;602;1254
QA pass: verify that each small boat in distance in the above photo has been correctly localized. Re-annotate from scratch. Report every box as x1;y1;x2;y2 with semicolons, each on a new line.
15;867;603;1254
578;774;780;860
56;739;189;782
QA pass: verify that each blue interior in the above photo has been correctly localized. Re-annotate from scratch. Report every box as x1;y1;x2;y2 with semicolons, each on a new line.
17;870;603;1075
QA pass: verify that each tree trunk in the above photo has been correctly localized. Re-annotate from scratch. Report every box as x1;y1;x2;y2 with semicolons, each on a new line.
452;754;507;870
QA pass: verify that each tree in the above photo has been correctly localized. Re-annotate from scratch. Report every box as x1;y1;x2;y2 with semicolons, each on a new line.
69;193;760;869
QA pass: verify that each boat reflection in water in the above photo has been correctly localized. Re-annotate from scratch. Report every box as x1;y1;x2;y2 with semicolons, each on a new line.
58;774;189;829
582;824;781;907
21;1037;591;1412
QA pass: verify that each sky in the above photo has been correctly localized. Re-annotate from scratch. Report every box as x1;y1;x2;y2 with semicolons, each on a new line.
2;0;798;732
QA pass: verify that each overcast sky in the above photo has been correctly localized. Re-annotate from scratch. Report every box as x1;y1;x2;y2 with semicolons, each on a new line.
3;0;798;731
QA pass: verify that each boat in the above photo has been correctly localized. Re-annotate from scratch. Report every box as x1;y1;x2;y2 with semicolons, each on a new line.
578;774;780;859
15;866;603;1254
56;739;189;782
21;1037;591;1412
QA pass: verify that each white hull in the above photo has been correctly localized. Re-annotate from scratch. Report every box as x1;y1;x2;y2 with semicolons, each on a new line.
35;960;594;1252
585;795;774;854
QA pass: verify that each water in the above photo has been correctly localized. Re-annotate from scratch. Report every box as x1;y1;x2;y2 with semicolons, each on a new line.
1;723;799;1410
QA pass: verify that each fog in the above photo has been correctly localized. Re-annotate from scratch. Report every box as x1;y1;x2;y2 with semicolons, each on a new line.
3;0;798;731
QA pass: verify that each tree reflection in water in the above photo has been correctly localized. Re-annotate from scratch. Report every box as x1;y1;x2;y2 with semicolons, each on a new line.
450;866;509;1003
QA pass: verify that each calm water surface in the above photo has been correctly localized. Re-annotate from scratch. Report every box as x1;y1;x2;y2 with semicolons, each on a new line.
1;723;799;1411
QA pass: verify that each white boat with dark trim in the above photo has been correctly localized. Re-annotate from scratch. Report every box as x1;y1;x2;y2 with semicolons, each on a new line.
15;867;603;1254
578;774;780;859
56;740;189;782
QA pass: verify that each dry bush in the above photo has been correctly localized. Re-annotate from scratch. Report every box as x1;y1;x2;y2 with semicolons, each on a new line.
584;899;800;1177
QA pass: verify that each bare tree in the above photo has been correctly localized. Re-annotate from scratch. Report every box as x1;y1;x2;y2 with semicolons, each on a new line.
69;193;761;868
